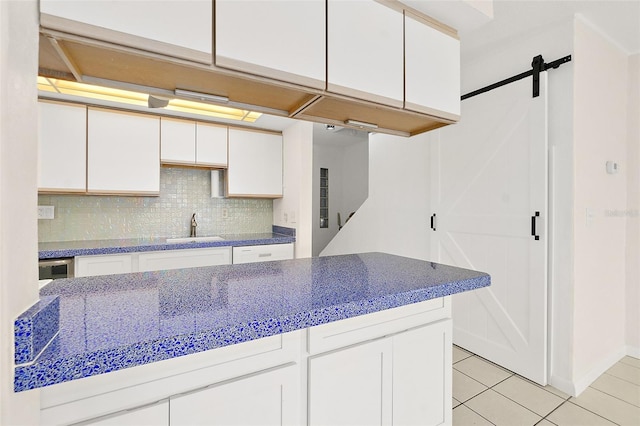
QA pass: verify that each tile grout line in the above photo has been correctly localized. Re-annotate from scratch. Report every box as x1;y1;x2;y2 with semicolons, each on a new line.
458;398;498;425
487;379;566;421
542;399;623;426
587;384;640;409
601;370;640;388
582;384;640;410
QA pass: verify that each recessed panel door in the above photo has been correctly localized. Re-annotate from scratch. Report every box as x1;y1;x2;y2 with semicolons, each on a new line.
430;75;548;384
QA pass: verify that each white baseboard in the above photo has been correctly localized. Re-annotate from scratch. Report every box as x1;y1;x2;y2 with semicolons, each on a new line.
627;346;640;359
548;375;577;397
573;347;627;396
549;346;638;397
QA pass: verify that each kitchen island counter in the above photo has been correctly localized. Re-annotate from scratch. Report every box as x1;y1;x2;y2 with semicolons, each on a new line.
16;252;489;393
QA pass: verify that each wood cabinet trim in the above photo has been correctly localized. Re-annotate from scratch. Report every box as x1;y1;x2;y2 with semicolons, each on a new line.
326;83;404;110
38;188;87;195
382;1;459;39
215;55;326;91
404;101;460;122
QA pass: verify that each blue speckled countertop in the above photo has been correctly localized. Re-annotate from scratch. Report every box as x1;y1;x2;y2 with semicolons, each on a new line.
38;232;295;259
15;253;490;391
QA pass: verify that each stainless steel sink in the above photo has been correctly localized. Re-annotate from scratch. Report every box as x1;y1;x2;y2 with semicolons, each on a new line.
166;236;225;244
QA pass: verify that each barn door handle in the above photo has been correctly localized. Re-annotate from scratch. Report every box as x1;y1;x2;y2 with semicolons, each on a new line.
430;213;436;231
531;211;540;240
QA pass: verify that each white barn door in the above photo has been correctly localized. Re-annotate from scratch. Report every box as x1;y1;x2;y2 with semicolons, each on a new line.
430;75;548;384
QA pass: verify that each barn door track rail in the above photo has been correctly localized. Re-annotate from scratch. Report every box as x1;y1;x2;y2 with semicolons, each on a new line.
461;54;572;101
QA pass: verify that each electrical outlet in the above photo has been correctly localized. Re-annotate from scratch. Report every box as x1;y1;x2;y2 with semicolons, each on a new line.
38;205;55;220
283;212;288;223
289;211;296;223
222;208;228;219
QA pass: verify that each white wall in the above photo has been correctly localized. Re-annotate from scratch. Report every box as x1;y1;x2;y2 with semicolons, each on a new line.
625;53;640;356
321;132;431;261
0;0;41;423
312;126;368;256
274;121;314;259
572;16;629;391
341;140;369;217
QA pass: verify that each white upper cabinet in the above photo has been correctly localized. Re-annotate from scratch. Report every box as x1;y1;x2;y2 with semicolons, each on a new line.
215;0;325;89
161;118;196;165
227;129;282;198
38;101;87;193
87;108;160;195
40;0;212;63
327;0;404;107
196;122;227;167
161;119;227;167
405;13;461;118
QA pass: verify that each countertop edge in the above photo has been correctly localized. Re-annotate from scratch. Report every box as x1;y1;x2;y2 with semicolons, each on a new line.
38;235;296;259
14;273;489;392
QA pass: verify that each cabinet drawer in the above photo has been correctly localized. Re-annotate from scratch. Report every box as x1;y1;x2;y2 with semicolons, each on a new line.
75;254;134;278
232;243;294;264
308;297;450;355
138;247;231;272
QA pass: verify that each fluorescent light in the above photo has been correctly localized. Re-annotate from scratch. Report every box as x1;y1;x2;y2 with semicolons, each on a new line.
345;119;378;130
37;77;261;122
174;89;229;104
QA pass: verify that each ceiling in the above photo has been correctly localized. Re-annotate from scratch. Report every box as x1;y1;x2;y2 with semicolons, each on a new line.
460;0;640;60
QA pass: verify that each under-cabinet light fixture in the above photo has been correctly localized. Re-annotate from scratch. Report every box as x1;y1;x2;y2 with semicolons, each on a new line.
345;119;378;130
37;76;261;122
174;89;229;104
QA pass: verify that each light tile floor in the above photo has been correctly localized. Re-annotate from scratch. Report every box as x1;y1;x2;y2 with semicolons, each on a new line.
452;345;640;425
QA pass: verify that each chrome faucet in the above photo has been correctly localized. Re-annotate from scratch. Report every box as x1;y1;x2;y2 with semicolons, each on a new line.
190;213;197;237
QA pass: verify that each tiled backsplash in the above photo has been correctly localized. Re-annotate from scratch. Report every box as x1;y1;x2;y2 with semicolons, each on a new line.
38;167;273;242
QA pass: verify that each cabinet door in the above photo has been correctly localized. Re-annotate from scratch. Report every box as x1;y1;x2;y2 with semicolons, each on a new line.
327;0;403;107
138;247;231;272
84;400;168;426
405;13;461;118
40;0;212;63
75;254;134;278
215;0;325;89
232;243;294;264
227;129;282;198
161;118;196;165
87;108;160;195
309;338;393;426
393;320;452;426
196;122;227;167
38;101;87;192
170;364;299;426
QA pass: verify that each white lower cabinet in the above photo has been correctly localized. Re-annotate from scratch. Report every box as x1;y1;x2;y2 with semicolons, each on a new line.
392;321;452;426
138;247;231;272
39;300;451;426
75;254;134;278
170;364;299;426
309;338;393;425
232;243;294;264
76;247;232;277
309;320;452;426
82;400;168;426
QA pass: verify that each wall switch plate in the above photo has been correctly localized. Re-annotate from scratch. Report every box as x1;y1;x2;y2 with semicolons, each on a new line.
221;208;228;219
38;205;55;220
605;161;619;174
